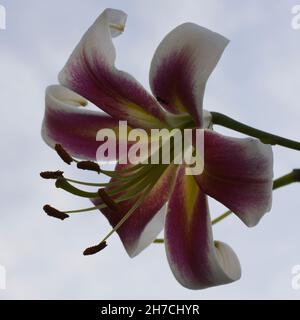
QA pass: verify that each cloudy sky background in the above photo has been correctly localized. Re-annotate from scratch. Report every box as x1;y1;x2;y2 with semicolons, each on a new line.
0;0;300;299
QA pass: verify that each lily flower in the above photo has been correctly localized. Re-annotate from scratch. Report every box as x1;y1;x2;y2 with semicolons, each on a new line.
41;8;273;289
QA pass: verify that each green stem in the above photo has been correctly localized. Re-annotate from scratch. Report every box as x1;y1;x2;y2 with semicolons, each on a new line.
211;210;231;225
154;169;300;244
210;112;300;151
153;239;164;244
273;169;300;189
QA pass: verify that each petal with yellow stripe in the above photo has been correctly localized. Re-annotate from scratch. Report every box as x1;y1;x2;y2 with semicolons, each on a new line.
165;166;241;289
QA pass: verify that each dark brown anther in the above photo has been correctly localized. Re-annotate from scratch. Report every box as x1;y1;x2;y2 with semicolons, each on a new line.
40;171;64;179
55;144;73;165
77;161;100;173
98;189;120;212
293;169;300;181
43;204;69;220
83;241;107;256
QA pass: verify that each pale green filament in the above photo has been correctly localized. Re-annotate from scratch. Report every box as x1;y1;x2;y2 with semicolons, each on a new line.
96;170;165;245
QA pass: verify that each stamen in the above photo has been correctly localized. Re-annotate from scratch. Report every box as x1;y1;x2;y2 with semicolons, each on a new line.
115;163;143;173
83;241;107;256
107;165;158;196
65;178;107;187
92;184;154;251
64;203;106;214
98;189;121;212
63;190;144;215
55;144;73;165
98;164;145;179
40;171;64;179
95;166;169;247
79;188;152;255
77;161;100;173
293;169;300;180
43;205;69;220
50;172;153;217
55;178;98;198
45;141;173;256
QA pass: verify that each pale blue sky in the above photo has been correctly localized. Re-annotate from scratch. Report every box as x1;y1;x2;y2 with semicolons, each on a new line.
0;0;300;299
